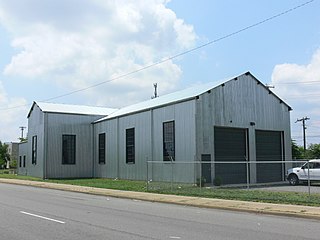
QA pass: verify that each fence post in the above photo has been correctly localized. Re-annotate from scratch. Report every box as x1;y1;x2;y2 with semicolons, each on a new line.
307;160;311;197
200;160;202;190
170;157;173;191
245;156;249;190
146;157;149;192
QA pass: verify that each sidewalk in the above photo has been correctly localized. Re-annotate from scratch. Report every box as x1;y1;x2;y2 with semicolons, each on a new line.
1;178;320;220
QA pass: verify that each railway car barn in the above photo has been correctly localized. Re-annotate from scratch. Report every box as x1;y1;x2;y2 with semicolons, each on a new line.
19;72;292;185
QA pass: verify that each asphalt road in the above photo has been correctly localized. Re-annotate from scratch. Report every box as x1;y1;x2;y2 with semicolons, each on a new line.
0;183;319;240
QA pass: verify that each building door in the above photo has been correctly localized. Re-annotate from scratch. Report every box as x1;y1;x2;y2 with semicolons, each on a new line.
201;154;211;184
256;130;283;183
214;127;248;184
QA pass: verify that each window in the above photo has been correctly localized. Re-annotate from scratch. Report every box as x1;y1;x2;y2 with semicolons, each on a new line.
19;156;22;168
32;135;37;165
98;133;106;164
163;121;175;161
23;155;26;168
126;128;135;164
62;135;76;165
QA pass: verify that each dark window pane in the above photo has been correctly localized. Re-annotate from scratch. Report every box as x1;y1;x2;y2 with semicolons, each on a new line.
163;121;175;161
62;135;76;165
126;128;135;164
99;133;106;164
32;136;37;165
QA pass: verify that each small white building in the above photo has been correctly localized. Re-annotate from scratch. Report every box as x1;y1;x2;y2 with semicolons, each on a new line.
19;72;292;184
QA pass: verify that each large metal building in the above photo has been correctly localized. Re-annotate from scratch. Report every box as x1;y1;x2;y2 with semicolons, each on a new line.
93;72;292;184
19;72;292;184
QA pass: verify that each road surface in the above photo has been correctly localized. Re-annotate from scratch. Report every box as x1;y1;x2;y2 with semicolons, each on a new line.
0;183;319;240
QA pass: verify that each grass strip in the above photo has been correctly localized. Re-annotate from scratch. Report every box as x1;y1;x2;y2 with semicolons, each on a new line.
1;174;320;207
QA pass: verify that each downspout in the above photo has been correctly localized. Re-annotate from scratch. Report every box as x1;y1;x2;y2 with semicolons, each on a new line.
91;122;95;178
117;117;120;179
43;113;48;179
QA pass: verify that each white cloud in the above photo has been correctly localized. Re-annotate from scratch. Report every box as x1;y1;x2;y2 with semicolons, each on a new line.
0;0;197;107
271;48;320;144
0;81;28;142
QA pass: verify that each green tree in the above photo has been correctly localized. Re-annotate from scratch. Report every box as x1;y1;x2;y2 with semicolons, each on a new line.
307;144;320;159
0;141;10;169
10;159;17;168
292;140;304;159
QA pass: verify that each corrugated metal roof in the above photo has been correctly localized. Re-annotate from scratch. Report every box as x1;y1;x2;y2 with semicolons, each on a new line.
28;101;117;117
95;76;232;122
95;72;291;123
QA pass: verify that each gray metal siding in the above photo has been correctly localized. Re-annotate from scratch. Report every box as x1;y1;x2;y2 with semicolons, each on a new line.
196;74;291;183
94;100;197;182
151;101;196;182
25;105;45;178
94;119;118;178
45;113;100;178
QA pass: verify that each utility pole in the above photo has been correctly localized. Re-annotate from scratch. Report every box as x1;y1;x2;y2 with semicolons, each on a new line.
296;117;310;151
19;126;26;139
151;83;158;99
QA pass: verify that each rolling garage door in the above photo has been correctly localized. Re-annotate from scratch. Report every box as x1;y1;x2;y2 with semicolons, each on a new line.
256;130;283;183
214;127;248;184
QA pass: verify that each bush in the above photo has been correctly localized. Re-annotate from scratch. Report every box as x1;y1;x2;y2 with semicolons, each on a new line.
10;160;17;169
214;176;222;186
196;177;206;187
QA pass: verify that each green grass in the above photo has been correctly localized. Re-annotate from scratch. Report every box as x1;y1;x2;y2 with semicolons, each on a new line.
1;173;320;207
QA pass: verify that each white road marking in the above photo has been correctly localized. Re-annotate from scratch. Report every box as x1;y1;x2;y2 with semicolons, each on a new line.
169;236;181;239
20;211;65;224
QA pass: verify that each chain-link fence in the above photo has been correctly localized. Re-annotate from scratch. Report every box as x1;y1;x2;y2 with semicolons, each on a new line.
146;159;320;195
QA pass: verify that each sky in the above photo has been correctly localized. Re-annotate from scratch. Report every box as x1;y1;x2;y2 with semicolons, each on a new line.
0;0;319;146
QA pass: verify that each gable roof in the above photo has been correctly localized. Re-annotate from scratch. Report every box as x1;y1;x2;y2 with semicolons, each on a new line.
27;101;117;118
95;72;291;123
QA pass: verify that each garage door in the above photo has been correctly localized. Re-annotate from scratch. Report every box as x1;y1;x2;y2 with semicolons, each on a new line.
256;130;283;183
214;127;248;184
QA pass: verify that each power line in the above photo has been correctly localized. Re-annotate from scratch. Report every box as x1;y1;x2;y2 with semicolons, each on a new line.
0;0;315;111
276;80;320;85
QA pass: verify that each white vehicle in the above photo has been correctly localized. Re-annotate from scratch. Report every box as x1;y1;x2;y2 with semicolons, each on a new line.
287;159;320;185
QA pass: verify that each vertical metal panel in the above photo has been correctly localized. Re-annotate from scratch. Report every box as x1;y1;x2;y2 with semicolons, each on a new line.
45;113;101;178
117;111;152;180
152;101;196;182
25;104;45;178
94;100;196;182
196;74;291;184
93;119;118;178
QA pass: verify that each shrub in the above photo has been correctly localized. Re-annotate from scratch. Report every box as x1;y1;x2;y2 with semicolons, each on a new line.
214;176;222;186
196;177;206;187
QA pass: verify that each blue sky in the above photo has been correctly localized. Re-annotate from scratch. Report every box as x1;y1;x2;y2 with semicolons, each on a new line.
0;0;319;146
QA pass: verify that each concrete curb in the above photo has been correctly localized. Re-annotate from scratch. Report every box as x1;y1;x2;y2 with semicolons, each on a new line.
1;178;320;220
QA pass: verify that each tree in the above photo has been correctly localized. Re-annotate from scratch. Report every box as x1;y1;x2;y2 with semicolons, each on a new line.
307;144;320;159
292;140;304;159
0;141;10;169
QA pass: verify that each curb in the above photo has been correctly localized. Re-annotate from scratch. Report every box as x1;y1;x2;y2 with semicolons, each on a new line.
1;178;320;220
